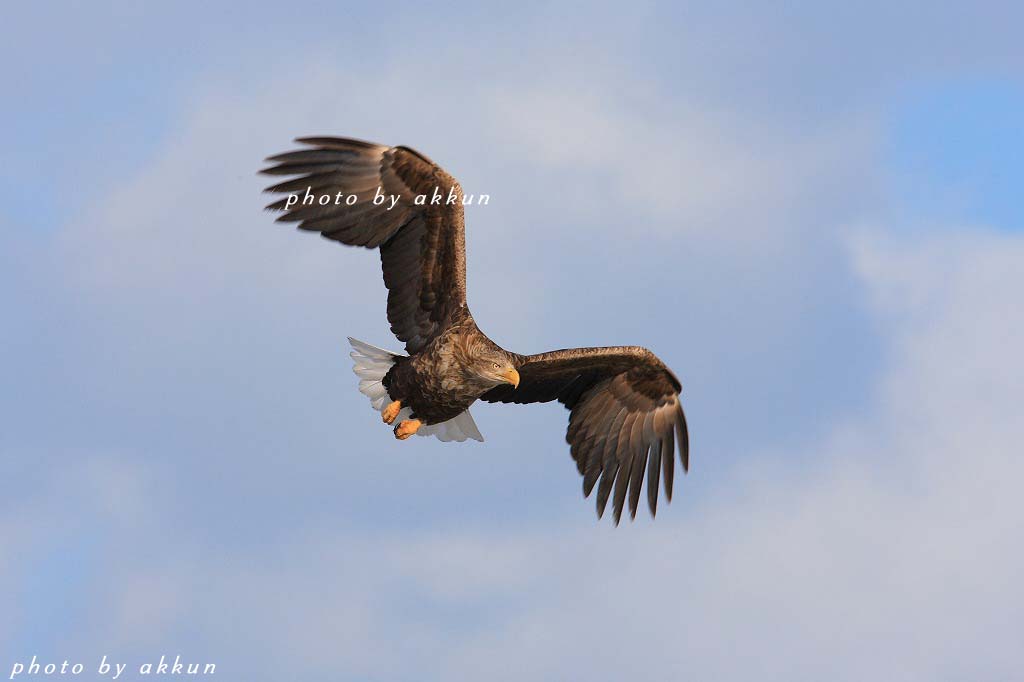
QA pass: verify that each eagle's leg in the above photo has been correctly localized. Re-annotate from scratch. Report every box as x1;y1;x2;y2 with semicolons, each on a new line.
382;400;402;424
394;419;422;440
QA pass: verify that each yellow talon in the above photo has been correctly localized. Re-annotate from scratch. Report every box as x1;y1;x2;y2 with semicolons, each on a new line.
382;400;402;424
394;419;422;440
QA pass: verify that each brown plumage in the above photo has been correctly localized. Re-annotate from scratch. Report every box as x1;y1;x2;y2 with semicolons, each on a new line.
261;136;689;523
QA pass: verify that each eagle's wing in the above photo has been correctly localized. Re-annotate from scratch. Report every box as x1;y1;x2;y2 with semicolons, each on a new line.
261;137;467;354
481;347;688;524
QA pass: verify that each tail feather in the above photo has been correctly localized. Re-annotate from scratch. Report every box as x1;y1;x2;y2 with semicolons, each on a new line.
349;336;397;411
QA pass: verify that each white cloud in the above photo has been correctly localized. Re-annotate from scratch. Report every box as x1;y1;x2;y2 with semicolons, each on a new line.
488;82;878;235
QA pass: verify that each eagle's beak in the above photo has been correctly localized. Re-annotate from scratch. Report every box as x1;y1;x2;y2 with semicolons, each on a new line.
502;368;520;389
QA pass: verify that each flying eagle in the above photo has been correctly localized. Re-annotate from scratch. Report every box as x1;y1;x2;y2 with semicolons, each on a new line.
261;137;689;523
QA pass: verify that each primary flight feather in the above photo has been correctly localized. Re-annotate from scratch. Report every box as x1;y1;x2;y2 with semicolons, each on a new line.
261;136;689;523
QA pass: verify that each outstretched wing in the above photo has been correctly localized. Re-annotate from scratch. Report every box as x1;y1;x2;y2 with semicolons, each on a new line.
261;137;467;354
481;347;688;524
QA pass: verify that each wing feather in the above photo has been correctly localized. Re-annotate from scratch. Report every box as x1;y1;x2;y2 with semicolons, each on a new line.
596;458;619;520
261;137;468;353
658;408;676;502
612;432;634;525
626;411;654;520
583;401;621;497
676;405;690;472
610;409;642;523
646;438;662;517
481;346;687;522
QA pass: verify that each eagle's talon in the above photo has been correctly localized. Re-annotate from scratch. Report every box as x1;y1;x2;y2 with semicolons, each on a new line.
394;419;422;440
382;400;402;424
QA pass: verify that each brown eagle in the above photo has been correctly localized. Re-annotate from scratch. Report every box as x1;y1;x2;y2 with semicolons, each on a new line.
261;137;689;523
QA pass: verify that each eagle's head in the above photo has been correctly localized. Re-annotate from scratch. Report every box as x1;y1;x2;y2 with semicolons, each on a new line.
473;351;520;390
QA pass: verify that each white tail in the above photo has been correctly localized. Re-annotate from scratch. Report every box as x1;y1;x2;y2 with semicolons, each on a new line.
347;337;484;443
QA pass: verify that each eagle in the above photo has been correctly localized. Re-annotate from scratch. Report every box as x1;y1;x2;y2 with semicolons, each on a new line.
261;137;689;523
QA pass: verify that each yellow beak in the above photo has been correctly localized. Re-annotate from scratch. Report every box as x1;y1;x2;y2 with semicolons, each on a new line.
501;368;520;389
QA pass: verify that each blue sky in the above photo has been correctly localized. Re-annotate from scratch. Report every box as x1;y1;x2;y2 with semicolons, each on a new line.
2;2;1023;680
889;78;1024;228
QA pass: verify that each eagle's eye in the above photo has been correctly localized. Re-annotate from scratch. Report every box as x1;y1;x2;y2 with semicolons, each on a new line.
491;362;500;369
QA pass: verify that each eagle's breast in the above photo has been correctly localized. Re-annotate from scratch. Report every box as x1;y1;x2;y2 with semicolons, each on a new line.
384;325;489;424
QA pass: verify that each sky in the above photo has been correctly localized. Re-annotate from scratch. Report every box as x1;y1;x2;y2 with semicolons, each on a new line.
2;1;1023;679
